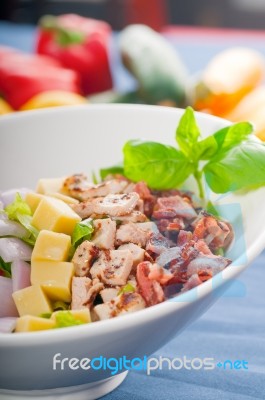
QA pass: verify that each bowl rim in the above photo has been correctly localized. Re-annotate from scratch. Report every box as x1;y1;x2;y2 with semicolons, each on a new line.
1;103;264;344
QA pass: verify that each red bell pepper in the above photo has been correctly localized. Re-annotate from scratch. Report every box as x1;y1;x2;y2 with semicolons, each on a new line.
36;14;113;95
0;46;81;110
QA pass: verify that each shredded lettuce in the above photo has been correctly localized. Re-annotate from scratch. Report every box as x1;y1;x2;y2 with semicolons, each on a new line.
4;193;39;246
71;218;94;251
0;256;12;278
54;311;85;328
118;283;135;296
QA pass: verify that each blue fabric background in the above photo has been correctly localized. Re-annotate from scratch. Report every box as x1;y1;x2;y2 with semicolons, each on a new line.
1;22;265;399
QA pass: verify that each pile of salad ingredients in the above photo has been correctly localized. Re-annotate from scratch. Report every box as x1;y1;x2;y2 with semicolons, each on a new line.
0;176;233;334
1;107;265;334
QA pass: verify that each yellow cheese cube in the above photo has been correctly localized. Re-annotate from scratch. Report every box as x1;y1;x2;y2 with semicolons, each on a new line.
36;177;66;195
32;197;81;235
25;192;44;213
48;193;79;205
12;285;52;317
52;309;91;324
32;230;71;262
15;316;56;332
31;261;74;302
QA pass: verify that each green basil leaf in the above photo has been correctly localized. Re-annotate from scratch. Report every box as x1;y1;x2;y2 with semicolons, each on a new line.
204;140;265;193
0;256;12;278
194;135;218;160
100;164;124;180
123;140;193;190
214;122;253;152
176;106;200;157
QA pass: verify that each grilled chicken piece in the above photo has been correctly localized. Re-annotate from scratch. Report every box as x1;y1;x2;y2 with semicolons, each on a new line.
115;222;149;247
63;175;128;201
112;210;147;224
90;249;133;285
72;241;99;277
93;192;139;216
100;288;119;303
71;277;103;309
94;292;146;320
71;276;92;310
137;221;159;234
153;195;197;220
92;218;116;250
136;262;165;306
118;243;145;269
72;192;139;219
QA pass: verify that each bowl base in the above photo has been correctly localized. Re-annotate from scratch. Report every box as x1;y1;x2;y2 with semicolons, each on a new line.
0;371;128;400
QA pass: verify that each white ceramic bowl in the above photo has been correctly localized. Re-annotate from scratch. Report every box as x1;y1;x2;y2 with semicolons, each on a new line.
1;104;265;400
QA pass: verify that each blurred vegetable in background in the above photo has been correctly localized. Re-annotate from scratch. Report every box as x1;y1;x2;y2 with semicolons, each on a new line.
191;47;265;117
0;46;81;110
2;14;265;143
36;14;113;95
119;24;188;106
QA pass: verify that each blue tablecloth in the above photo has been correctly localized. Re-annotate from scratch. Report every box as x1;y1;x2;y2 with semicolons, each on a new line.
1;21;265;400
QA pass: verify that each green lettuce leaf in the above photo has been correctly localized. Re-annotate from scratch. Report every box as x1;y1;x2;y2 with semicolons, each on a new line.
54;311;85;328
71;218;94;250
176;106;200;158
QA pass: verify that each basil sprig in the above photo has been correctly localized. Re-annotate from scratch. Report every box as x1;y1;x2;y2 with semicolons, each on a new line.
120;107;264;199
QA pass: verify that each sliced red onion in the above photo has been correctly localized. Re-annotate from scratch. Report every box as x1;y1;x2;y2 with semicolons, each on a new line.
0;238;32;263
0;277;18;317
0;219;28;238
0;188;32;207
11;260;31;292
0;317;17;333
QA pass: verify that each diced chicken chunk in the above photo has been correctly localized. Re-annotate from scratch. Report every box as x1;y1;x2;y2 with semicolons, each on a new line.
118;243;145;269
137;221;159;234
100;288;119;303
90;249;133;285
72;192;140;219
71;276;92;310
71;277;103;309
63;175;128;201
72;241;99;277
92;218;116;250
93;192;139;216
112;210;147;224
116;222;149;247
94;292;146;320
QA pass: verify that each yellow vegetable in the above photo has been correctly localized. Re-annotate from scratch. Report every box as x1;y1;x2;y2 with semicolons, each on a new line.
20;91;87;111
225;86;265;141
51;309;91;324
15;316;56;332
32;230;71;262
192;47;265;117
31;261;74;302
12;285;52;317
31;196;81;235
0;98;14;115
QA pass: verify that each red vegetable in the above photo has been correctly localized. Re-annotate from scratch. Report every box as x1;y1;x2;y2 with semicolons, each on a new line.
36;14;113;95
0;46;81;109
